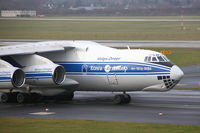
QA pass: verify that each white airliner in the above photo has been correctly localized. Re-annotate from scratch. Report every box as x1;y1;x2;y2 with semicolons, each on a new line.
0;41;184;104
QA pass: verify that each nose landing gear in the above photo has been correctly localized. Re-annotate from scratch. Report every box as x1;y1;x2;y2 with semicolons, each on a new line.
113;93;131;104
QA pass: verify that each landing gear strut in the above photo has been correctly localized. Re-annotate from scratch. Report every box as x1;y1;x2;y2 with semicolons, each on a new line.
113;93;131;104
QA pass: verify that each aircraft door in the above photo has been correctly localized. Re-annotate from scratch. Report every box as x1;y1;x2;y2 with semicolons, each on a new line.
107;74;118;85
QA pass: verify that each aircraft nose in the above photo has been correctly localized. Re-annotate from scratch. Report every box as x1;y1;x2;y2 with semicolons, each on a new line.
170;65;184;81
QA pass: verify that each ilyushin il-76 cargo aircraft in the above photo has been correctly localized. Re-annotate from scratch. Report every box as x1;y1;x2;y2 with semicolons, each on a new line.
0;41;184;104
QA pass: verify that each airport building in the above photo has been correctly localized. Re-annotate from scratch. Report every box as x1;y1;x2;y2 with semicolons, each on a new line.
1;10;36;17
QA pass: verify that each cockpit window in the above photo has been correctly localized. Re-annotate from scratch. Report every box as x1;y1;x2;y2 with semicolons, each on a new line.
144;57;148;62
144;54;170;63
147;57;151;62
144;54;173;67
152;57;157;62
162;56;169;62
157;56;165;62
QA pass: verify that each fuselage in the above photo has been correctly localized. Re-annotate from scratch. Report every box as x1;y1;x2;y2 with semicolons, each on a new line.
0;41;184;103
40;41;184;92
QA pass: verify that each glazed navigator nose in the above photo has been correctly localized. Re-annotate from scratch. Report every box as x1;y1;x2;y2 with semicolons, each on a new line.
170;65;184;80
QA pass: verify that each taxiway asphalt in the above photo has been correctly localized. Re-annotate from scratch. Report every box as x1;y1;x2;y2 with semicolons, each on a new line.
0;90;200;125
179;65;200;88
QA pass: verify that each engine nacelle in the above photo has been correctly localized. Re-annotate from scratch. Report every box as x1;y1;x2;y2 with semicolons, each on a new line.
6;54;66;86
24;64;65;86
0;59;25;88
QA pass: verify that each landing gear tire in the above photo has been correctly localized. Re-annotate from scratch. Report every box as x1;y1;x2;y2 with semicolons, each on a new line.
1;93;10;103
123;94;131;104
1;93;17;103
17;93;29;104
113;95;122;104
113;94;131;104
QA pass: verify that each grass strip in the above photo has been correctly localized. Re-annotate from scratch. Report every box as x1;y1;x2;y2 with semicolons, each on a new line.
0;117;200;133
0;19;199;40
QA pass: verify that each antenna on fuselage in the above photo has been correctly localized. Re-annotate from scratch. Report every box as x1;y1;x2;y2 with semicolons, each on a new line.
127;45;130;50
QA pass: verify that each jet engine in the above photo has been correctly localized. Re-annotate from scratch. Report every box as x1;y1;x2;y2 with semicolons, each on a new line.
24;64;65;86
0;59;25;88
10;54;65;86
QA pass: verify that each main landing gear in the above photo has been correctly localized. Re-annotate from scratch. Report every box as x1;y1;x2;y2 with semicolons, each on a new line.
113;93;131;104
1;92;42;104
1;92;74;104
1;93;14;103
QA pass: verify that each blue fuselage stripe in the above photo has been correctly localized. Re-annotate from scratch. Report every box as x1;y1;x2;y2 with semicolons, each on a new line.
0;77;11;80
55;61;171;70
0;77;11;82
0;61;171;81
56;61;171;76
66;72;170;75
25;73;52;79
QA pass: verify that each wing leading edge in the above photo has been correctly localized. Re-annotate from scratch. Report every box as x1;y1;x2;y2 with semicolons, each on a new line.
0;41;75;56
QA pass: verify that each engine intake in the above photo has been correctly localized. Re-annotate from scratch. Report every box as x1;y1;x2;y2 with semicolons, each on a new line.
12;69;25;88
0;59;25;88
53;65;65;85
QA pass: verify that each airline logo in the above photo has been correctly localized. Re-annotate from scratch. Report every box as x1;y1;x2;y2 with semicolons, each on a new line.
104;65;111;73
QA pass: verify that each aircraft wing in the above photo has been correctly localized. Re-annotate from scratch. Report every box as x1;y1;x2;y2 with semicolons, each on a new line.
0;41;75;56
0;41;79;91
